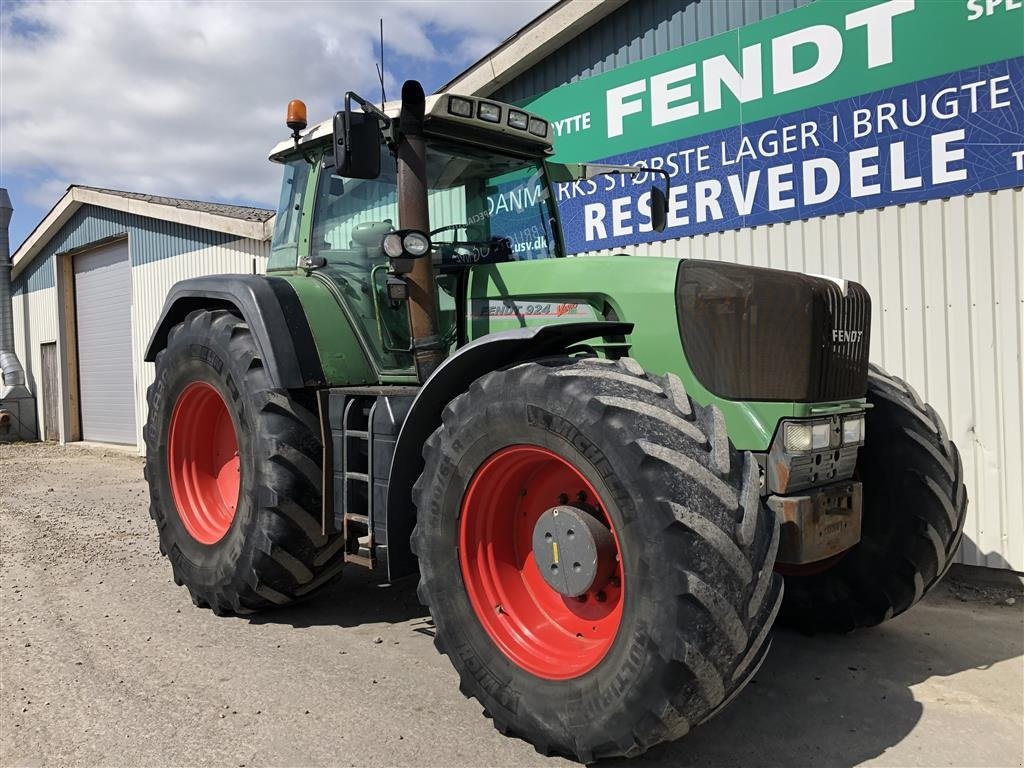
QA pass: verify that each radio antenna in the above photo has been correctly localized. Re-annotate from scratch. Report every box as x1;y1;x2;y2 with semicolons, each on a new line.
376;18;386;108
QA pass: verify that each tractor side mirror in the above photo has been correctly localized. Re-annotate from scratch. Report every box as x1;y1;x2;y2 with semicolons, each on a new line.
333;110;382;180
333;91;392;180
651;186;668;233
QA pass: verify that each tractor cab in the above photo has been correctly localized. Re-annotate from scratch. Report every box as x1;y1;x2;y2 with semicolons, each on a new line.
267;93;564;375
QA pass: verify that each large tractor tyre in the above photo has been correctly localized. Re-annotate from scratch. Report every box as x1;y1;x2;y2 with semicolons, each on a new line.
780;364;968;632
143;308;345;615
412;357;783;762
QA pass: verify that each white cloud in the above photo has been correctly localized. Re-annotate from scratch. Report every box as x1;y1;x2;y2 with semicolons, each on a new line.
0;0;552;210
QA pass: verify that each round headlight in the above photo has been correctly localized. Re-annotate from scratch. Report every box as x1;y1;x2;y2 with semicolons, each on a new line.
403;231;430;257
382;232;404;259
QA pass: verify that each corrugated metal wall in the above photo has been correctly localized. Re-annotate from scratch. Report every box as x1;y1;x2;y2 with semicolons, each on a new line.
10;204;270;450
129;237;268;449
494;0;1023;570
574;189;1023;571
493;0;813;103
10;286;59;439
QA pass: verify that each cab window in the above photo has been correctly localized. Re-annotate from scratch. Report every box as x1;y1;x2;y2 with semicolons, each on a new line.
269;157;312;270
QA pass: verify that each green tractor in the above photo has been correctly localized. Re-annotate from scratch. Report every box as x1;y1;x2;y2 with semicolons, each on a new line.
143;81;967;761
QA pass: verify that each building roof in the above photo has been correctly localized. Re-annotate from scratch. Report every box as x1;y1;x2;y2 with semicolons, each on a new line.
438;0;627;97
12;185;275;280
74;186;274;223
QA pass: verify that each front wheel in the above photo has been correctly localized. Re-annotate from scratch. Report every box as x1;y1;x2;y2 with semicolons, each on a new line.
412;357;782;762
144;309;346;614
780;364;968;631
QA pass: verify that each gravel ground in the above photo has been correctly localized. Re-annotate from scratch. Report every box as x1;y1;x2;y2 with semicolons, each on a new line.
2;441;1022;768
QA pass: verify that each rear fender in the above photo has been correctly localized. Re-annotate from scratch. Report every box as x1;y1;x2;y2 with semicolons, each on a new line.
144;275;326;389
384;321;633;579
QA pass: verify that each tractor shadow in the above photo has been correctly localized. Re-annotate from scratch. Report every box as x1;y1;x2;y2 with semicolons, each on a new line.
245;566;431;630
605;578;1023;768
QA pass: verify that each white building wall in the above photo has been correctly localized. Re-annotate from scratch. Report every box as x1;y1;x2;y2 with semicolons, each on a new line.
11;285;59;440
129;236;269;451
580;188;1024;571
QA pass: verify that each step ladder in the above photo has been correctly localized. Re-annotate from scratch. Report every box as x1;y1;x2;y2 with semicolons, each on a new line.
340;396;377;568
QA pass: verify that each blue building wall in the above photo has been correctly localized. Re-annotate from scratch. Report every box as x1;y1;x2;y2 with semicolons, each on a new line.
492;0;813;103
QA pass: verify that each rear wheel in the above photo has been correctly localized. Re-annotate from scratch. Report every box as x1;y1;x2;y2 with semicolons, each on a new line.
144;309;345;614
780;364;968;631
412;357;782;761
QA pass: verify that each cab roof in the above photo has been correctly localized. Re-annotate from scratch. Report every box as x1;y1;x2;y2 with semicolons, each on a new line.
268;93;553;162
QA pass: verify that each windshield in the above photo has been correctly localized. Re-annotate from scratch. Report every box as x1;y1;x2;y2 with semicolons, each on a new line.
311;140;560;373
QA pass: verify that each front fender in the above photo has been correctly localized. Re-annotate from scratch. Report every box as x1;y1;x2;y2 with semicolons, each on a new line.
144;275;325;389
384;320;633;580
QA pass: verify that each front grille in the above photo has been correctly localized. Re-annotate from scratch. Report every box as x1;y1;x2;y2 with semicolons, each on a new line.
817;280;871;402
676;261;871;402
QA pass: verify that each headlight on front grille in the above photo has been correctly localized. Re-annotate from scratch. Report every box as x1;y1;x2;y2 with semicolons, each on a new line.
784;419;833;453
784;422;813;452
843;414;865;445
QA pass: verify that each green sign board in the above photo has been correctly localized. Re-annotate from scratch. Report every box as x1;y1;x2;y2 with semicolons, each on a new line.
517;0;1024;253
525;0;1024;161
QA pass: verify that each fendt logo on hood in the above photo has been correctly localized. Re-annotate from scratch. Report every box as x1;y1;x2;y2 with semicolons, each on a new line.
832;328;864;344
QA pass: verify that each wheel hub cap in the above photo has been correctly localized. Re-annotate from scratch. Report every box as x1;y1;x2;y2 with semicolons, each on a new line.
532;505;616;597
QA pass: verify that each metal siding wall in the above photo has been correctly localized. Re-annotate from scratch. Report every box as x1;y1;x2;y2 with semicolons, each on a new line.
129;236;269;451
10;284;59;440
492;0;813;103
12;207;270;453
574;188;1024;571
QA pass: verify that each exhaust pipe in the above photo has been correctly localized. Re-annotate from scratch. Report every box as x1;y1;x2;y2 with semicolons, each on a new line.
396;80;445;382
0;188;27;389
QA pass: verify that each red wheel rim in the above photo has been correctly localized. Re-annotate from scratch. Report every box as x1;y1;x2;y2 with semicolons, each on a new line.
168;382;240;545
458;445;624;680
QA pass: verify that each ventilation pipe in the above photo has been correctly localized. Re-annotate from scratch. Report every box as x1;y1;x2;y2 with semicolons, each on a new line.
0;188;27;388
0;188;37;442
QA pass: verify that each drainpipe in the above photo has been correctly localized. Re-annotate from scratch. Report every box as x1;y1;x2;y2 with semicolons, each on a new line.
0;188;27;389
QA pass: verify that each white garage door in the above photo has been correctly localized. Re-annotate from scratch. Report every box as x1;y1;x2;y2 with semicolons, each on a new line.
74;241;137;444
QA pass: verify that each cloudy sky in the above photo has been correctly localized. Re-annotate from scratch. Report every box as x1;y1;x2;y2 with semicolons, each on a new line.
0;0;554;249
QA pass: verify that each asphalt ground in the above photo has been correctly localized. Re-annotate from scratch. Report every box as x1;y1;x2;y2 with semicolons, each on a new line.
2;441;1022;767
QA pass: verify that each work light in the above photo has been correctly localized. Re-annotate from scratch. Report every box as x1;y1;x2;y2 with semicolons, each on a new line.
448;96;473;118
478;102;501;123
528;117;548;137
508;110;529;130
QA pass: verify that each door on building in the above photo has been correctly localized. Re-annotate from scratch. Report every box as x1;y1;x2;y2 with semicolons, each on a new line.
73;241;137;444
40;342;59;441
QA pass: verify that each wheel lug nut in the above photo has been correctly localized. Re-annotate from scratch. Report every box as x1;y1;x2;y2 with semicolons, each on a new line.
609;576;620;588
595;590;607;603
557;493;569;504
575;594;588;603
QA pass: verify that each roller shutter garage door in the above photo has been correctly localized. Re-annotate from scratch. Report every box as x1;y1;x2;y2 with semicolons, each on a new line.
74;241;137;444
